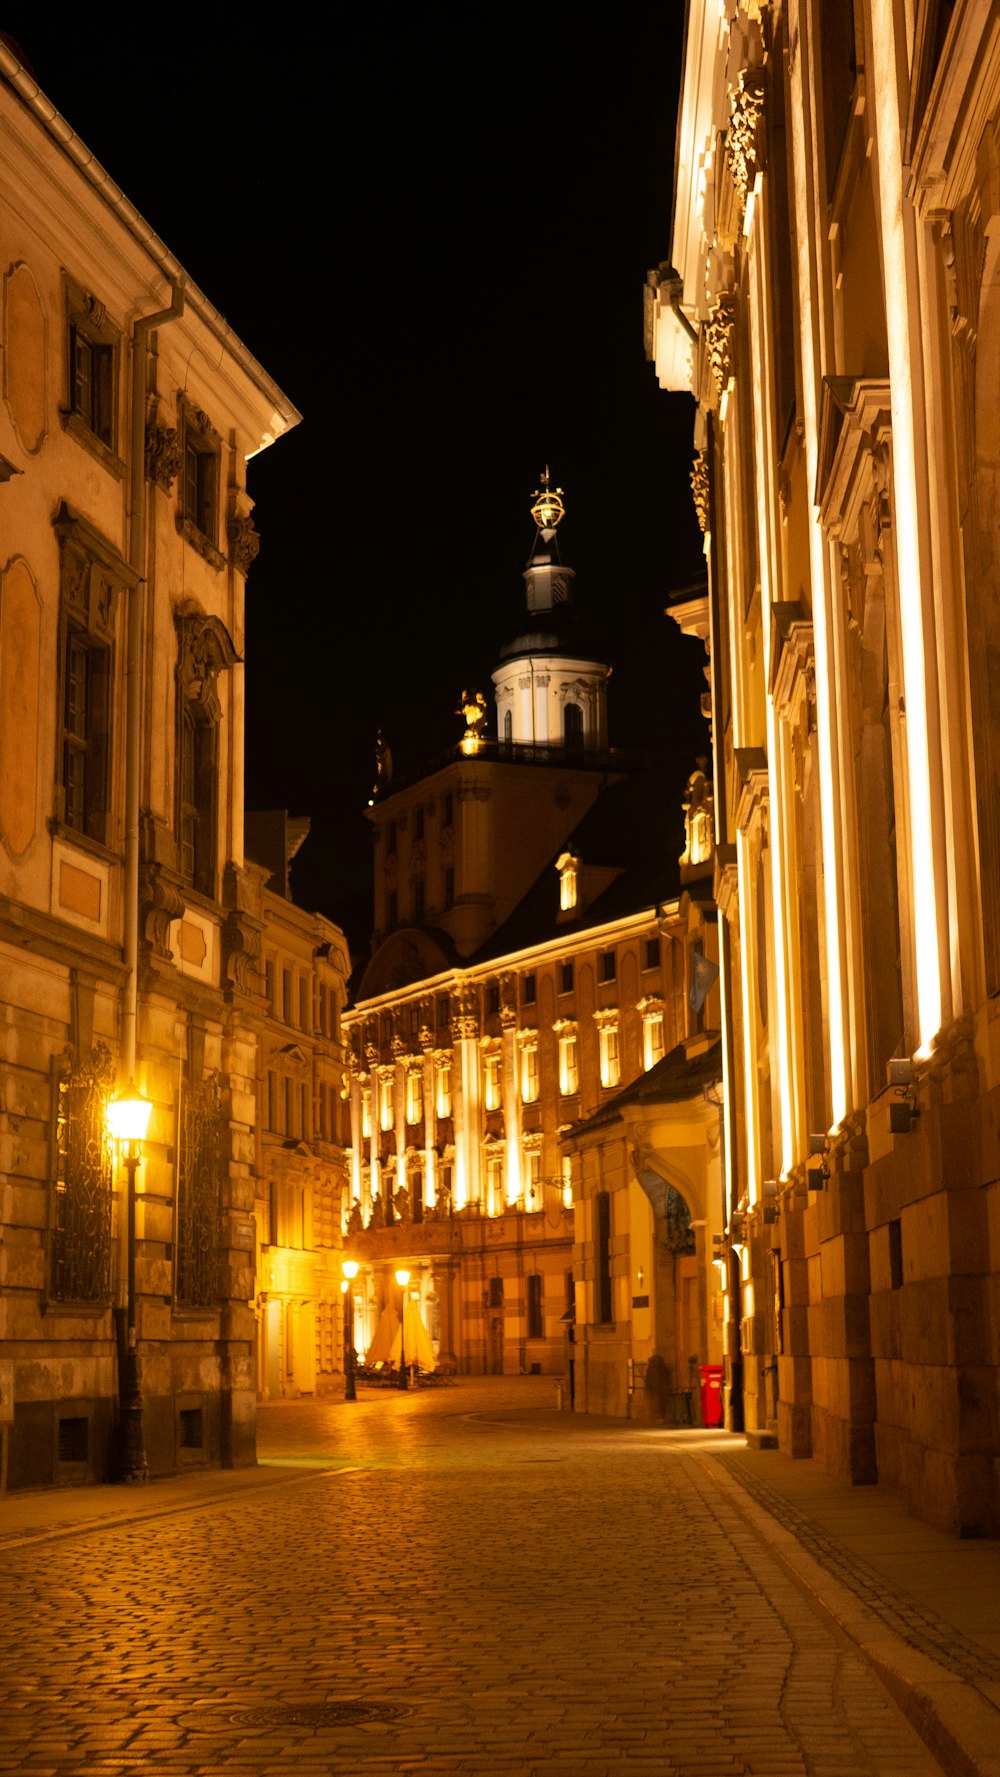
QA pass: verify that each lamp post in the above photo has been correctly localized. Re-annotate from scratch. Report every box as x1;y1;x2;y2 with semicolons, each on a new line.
108;1086;153;1482
341;1259;359;1402
395;1267;410;1390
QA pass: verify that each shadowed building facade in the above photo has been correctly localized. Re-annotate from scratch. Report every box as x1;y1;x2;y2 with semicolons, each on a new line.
0;46;299;1487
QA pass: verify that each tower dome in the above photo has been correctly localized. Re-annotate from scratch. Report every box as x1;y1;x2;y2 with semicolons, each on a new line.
491;471;610;755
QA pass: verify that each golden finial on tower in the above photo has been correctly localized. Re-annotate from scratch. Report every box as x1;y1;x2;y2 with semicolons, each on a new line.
530;465;565;532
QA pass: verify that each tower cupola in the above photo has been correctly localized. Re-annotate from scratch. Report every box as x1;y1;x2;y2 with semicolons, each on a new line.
491;471;610;755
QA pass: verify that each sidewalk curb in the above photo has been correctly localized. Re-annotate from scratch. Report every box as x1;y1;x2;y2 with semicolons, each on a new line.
703;1454;1000;1777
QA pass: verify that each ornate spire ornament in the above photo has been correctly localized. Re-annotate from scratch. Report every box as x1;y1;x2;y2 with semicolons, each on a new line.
530;466;566;533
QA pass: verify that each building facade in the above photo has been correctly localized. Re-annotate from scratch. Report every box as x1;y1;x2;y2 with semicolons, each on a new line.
248;813;351;1402
0;47;298;1488
343;484;723;1395
652;0;1000;1533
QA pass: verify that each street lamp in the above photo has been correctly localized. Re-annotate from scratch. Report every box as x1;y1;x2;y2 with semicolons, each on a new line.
395;1267;410;1390
341;1259;359;1402
107;1085;153;1483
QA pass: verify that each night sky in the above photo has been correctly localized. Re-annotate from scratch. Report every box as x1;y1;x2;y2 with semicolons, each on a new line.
6;5;707;955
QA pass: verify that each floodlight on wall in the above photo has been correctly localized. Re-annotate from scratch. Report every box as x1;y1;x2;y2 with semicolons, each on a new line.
888;1056;920;1134
806;1135;829;1189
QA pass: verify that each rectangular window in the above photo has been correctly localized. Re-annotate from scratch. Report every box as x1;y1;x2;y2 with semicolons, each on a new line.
178;707;217;896
444;868;454;910
558;1031;578;1096
484;1051;502;1111
386;820;397;855
524;1147;542;1205
643;1010;665;1071
361;1086;372;1139
300;1082;309;1140
436;1058;452;1118
560;961;574;995
265;958;275;1009
486;984;500;1017
61;630;111;841
644;937;660;971
520;1040;539;1104
284;1077;295;1137
599;1023;620;1089
406;1071;423;1124
562;1155;574;1210
600;949;617;983
184;436;217;538
522;972;536;1006
69;318;115;447
486;1156;504;1216
442;792;454;828
267;1070;278;1130
596;1191;613;1324
299;977;309;1032
282;969;293;1024
526;1272;544;1339
379;1074;394;1130
414;806;425;841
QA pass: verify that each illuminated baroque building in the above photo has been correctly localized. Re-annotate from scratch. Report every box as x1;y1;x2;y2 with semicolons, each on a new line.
650;0;1000;1531
0;46;300;1488
343;483;724;1402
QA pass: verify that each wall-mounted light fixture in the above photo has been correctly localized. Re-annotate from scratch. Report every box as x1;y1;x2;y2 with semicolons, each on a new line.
888;1057;920;1134
806;1134;829;1189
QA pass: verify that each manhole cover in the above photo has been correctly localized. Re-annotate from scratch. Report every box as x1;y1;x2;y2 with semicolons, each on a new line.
228;1701;407;1729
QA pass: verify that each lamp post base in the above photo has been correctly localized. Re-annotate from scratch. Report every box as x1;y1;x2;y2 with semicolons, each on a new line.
113;1312;147;1482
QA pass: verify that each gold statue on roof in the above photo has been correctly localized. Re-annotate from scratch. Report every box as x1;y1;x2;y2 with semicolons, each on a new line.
530;465;565;532
457;689;488;756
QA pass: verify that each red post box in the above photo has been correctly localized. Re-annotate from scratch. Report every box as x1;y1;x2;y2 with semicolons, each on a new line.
699;1363;724;1429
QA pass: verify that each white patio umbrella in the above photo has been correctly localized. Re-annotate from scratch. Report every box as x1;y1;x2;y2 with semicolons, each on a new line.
390;1299;436;1372
364;1303;400;1367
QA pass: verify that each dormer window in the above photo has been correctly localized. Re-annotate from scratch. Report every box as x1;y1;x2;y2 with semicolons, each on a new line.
557;850;578;911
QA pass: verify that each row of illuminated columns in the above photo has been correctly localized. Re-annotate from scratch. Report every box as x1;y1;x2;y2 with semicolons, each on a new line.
717;0;954;1213
344;1007;672;1224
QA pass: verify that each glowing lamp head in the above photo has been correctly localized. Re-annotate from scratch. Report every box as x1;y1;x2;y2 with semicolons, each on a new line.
108;1087;153;1146
342;1259;359;1281
395;1268;411;1288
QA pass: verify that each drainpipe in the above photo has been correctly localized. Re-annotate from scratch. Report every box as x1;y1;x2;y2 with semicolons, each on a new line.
655;261;699;345
122;285;185;1082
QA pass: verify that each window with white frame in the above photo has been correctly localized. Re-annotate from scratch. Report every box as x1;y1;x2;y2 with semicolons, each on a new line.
405;1069;423;1124
483;1049;502;1111
556;850;578;911
436;1056;452;1118
598;1019;620;1089
642;1004;665;1071
486;1152;505;1216
558;1028;579;1096
378;1072;394;1130
520;1036;539;1104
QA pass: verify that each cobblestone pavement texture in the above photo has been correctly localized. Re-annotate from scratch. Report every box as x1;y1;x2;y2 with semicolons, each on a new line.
0;1378;980;1776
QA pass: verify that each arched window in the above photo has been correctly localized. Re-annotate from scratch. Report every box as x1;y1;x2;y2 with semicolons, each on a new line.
564;701;583;752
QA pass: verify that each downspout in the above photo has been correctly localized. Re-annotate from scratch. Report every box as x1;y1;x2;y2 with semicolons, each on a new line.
655;261;699;346
122;285;185;1082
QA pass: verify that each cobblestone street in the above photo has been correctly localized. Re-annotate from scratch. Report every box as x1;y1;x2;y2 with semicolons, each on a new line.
0;1380;948;1775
